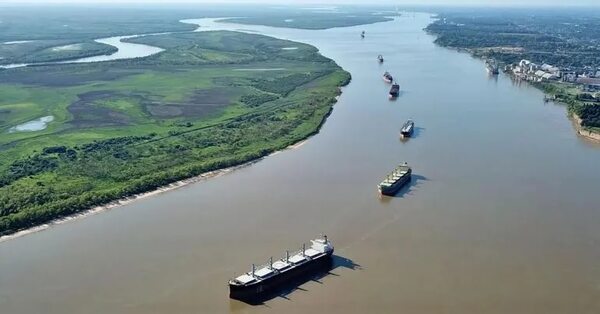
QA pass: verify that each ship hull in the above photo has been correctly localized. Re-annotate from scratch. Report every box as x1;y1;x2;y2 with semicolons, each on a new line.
486;67;499;75
389;84;400;98
401;126;414;137
379;174;411;196
229;251;334;303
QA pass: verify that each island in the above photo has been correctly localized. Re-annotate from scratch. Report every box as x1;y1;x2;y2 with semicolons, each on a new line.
0;31;350;236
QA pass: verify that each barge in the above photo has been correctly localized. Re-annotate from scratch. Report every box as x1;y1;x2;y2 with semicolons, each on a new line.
389;82;400;98
400;120;414;137
383;71;393;83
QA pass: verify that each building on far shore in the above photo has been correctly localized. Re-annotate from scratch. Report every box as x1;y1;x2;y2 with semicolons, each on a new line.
510;60;560;82
576;77;600;92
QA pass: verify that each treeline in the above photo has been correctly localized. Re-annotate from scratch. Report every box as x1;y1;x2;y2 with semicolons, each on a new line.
570;103;600;129
0;69;351;236
251;72;328;96
240;92;279;107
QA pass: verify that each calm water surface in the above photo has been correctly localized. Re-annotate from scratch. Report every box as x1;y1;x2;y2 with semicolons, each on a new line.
0;35;163;69
8;115;54;132
1;14;600;314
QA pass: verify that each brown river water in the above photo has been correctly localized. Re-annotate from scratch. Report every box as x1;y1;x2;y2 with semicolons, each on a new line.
1;13;600;314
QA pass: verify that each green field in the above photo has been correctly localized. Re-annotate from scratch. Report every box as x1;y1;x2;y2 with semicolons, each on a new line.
0;40;118;65
221;13;393;30
0;5;394;65
0;31;350;235
0;6;197;65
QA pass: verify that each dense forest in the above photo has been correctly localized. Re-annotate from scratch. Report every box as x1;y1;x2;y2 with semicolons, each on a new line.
570;103;600;129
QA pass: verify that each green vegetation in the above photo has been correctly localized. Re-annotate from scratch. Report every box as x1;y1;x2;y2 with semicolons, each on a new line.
0;31;350;236
426;8;600;136
221;13;393;30
0;6;197;42
426;9;600;69
536;81;600;132
570;104;600;131
0;40;117;65
0;6;199;64
0;5;394;65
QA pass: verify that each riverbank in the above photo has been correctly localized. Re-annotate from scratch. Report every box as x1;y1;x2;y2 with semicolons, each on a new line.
572;113;600;141
424;33;600;141
0;82;346;242
0;131;318;243
0;30;351;237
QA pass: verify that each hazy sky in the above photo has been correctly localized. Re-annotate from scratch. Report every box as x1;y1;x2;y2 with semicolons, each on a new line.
1;0;599;7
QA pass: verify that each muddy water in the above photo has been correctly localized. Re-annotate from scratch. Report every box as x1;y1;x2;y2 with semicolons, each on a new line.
1;14;600;314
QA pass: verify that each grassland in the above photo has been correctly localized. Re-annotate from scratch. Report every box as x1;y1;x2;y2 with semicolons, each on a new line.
221;13;393;30
0;31;350;236
0;40;117;65
0;5;394;65
0;6;197;65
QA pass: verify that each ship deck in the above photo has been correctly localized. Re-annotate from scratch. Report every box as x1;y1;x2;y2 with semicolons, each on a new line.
379;165;411;187
230;238;333;287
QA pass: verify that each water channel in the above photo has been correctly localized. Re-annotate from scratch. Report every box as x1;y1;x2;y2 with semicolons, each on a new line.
1;13;599;314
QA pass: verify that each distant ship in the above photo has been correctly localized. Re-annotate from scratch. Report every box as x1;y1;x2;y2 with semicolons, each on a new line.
378;55;384;63
389;82;400;98
229;235;334;303
485;59;499;75
378;163;412;196
400;119;414;137
383;71;393;83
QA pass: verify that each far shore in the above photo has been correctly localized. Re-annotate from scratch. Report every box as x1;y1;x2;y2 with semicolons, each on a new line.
439;45;600;142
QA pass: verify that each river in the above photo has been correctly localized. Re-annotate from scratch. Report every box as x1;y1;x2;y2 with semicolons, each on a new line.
1;13;600;314
0;35;163;69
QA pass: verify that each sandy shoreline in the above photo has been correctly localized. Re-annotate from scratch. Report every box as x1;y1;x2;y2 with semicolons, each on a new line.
572;113;600;141
0;137;312;244
0;30;348;243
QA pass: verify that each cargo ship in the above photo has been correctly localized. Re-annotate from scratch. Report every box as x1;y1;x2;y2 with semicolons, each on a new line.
485;59;499;75
229;235;334;303
389;82;400;98
378;163;412;196
378;55;384;63
383;71;393;83
400;119;414;137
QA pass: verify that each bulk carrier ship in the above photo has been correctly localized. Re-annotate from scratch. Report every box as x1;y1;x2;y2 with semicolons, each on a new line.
229;235;334;303
383;71;393;83
389;82;400;98
400;120;414;137
378;163;412;196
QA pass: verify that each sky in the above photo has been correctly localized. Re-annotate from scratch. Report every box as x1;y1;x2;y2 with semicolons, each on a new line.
0;0;599;7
